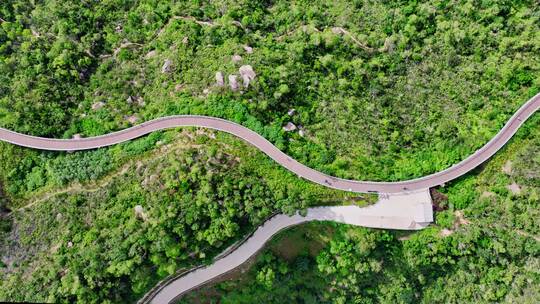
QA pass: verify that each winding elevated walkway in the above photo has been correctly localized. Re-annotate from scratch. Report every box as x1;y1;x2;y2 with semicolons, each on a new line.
0;93;538;193
2;94;538;303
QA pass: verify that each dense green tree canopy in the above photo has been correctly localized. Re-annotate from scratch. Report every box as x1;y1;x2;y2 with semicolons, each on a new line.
0;0;538;303
0;0;538;181
183;118;540;303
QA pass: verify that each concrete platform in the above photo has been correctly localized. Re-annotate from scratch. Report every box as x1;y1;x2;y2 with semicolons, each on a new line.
146;189;433;304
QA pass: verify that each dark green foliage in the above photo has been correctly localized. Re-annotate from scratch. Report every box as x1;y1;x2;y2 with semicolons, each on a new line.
49;150;113;185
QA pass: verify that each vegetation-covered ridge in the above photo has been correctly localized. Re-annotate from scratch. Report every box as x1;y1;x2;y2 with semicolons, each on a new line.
1;0;539;182
0;129;369;303
181;117;540;304
4;92;536;194
0;1;538;303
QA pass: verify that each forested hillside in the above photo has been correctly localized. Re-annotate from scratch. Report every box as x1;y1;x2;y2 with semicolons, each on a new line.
1;0;538;182
0;129;367;303
0;0;539;303
182;117;540;303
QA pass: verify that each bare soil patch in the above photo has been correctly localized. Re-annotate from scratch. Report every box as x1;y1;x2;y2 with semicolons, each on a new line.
430;188;448;212
502;160;513;175
507;182;522;194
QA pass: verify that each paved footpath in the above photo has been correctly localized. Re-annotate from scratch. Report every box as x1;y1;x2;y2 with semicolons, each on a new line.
145;190;433;304
0;94;537;303
0;93;538;193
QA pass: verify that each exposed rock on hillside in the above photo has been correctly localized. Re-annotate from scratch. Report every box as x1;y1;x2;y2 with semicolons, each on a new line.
232;54;242;63
215;72;224;87
229;75;239;91
283;122;296;131
239;65;256;88
243;45;253;54
161;59;173;73
91;102;105;110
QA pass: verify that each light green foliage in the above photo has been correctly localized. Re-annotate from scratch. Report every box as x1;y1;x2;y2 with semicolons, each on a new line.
48;150;113;185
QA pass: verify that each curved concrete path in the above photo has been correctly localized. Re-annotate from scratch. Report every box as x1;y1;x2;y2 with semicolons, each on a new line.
144;190;433;304
1;94;537;302
0;93;538;193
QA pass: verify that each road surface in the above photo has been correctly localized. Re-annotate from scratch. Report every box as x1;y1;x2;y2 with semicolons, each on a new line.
142;190;433;304
1;94;537;303
0;93;538;193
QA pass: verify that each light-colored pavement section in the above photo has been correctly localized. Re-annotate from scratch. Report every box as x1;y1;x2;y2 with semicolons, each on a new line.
147;190;433;304
0;93;538;193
